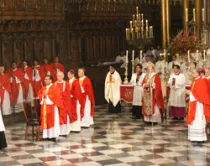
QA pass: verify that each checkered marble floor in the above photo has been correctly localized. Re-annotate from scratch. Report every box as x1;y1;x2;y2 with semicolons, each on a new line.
1;104;210;166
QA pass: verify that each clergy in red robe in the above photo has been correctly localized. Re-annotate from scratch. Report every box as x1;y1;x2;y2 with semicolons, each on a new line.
186;69;210;142
54;72;71;136
32;59;44;99
7;61;24;113
38;75;64;141
22;61;34;103
41;57;56;81
78;68;94;128
0;66;11;115
142;62;164;125
205;67;210;84
51;56;65;75
68;69;82;132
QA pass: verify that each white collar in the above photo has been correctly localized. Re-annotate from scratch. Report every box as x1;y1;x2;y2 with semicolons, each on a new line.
79;76;86;80
46;83;52;88
57;80;64;83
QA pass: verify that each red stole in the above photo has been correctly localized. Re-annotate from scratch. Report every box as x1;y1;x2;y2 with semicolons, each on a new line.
79;77;95;118
0;73;11;105
142;73;164;116
6;68;25;105
69;79;81;122
38;84;64;129
186;78;210;124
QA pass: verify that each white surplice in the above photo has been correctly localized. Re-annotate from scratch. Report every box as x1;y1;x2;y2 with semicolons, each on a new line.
168;73;186;107
104;71;122;107
130;72;146;106
24;67;34;103
1;90;11;115
188;93;207;141
40;83;60;139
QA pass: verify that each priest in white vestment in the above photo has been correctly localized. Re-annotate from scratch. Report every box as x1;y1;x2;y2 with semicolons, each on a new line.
181;56;195;85
142;55;152;73
105;66;122;113
186;69;210;143
168;65;186;120
130;64;146;119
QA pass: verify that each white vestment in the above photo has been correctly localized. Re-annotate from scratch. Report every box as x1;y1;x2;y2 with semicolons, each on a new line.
197;60;210;69
2;90;11;115
181;62;195;85
40;84;60;139
130;73;146;106
24;67;34;102
69;78;81;132
80;76;94;128
168;73;186;107
104;71;122;107
115;55;126;68
188;93;207;141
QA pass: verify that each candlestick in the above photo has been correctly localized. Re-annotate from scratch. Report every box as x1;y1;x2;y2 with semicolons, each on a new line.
149;26;153;38
164;49;166;60
126;50;128;63
188;50;190;62
124;50;129;84
193;8;195;22
126;28;130;40
202;8;205;22
130;21;132;30
140;50;143;64
141;14;143;21
133;15;135;26
185;8;188;22
132;50;135;61
196;50;199;61
146;20;148;28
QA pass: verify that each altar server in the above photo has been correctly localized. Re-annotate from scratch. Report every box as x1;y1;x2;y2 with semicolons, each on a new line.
78;68;95;128
105;65;122;113
130;64;146;119
68;69;82;132
0;97;7;149
186;69;210;142
38;75;64;141
168;65;186;120
0;66;11;115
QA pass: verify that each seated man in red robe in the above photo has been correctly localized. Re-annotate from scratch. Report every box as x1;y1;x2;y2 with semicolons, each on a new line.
142;62;164;125
38;75;64;141
78;68;95;128
7;61;25;113
54;72;71;136
0;66;11;115
22;60;34;103
68;69;82;132
51;56;65;75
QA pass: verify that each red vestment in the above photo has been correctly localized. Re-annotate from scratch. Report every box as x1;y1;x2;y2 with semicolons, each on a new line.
22;67;33;99
79;77;95;118
142;73;164;116
32;65;45;97
0;73;11;106
38;84;64;129
6;68;25;105
41;64;56;81
51;63;65;73
186;77;210;124
69;79;82;122
54;81;72;124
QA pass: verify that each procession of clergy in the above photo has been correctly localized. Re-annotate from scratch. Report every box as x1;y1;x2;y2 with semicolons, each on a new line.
0;56;95;148
105;50;210;145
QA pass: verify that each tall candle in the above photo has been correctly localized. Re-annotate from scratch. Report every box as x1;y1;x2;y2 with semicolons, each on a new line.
133;15;135;26
140;50;143;63
204;50;206;61
196;50;199;61
202;8;205;22
126;50;128;63
164;49;166;59
193;8;195;22
141;14;144;22
130;21;132;30
185;8;188;22
136;6;139;14
188;50;190;62
146;20;148;28
149;26;153;38
132;50;135;61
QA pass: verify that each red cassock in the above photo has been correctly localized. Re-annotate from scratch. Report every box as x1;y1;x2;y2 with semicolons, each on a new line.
0;73;11;106
22;67;33;99
54;81;72;125
6;68;25;105
186;77;210;124
69;79;82;122
41;64;56;81
32;65;45;97
38;84;64;129
51;63;65;73
142;73;164;116
79;77;95;118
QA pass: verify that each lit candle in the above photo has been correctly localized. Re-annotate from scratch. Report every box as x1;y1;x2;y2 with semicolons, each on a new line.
149;26;153;38
193;8;195;22
132;50;135;61
126;28;130;40
188;50;190;62
140;50;143;63
185;8;188;22
141;14;144;22
130;21;132;30
202;8;205;22
133;15;135;26
146;20;148;28
204;50;206;61
136;6;139;14
126;50;128;63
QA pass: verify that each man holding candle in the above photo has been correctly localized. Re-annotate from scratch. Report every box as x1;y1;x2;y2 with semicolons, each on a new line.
168;65;186;120
105;66;122;113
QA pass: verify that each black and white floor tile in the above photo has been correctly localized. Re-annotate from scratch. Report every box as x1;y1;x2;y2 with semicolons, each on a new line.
0;104;209;166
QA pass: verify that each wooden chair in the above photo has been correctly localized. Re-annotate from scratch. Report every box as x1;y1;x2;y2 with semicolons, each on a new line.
33;99;41;119
22;102;40;141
